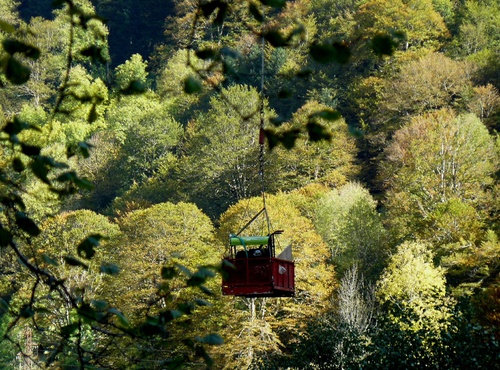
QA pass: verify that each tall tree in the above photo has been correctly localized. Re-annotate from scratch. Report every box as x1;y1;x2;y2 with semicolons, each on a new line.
105;90;182;187
377;241;453;335
354;0;449;52
451;0;500;88
216;193;337;369
270;100;359;191
176;84;265;219
314;181;388;281
110;201;220;367
381;52;474;124
381;109;498;244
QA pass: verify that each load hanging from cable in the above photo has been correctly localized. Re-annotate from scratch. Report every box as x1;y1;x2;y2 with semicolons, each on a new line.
220;3;294;298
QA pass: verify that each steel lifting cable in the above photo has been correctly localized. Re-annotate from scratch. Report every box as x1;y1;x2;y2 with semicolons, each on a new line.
235;7;271;237
259;11;271;236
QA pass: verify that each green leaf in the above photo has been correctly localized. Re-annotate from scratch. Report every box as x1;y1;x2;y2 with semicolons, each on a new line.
163;358;185;370
195;47;218;60
138;321;166;337
121;80;147;95
177;302;195;315
249;2;264;22
12;158;25;172
261;0;286;7
77;234;102;259
78;141;92;158
21;143;41;156
264;129;279;150
370;32;403;56
187;267;216;287
30;156;69;184
213;2;228;25
74;176;94;190
0;226;13;247
161;266;177;279
88;103;98;123
80;45;108;63
306;121;332;142
287;24;306;40
2;39;40;59
63;255;88;269
161;309;183;322
42;253;59;266
78;302;101;322
91;299;108;310
195;299;211;307
1;193;25;210
175;263;193;277
56;171;76;182
309;42;351;64
348;124;364;138
34;307;51;315
263;30;288;47
3;117;40;135
100;263;120;275
199;285;214;296
195;333;224;345
5;56;30;84
108;308;130;327
20;304;34;318
15;211;41;236
200;1;222;17
195;345;214;367
184;75;202;94
221;259;236;270
67;141;93;159
30;158;50;184
8;134;19;144
309;109;342;121
60;322;79;338
280;128;301;149
0;297;9;315
0;20;16;34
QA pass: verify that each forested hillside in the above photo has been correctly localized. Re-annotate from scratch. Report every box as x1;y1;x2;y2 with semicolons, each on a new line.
1;0;499;369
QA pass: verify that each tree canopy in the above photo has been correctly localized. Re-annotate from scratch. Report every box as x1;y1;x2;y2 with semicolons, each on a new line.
1;0;499;368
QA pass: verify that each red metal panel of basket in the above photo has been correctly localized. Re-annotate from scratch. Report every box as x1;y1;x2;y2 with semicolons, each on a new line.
222;257;294;297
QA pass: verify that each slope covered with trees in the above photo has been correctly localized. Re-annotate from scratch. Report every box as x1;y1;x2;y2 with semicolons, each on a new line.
1;0;499;368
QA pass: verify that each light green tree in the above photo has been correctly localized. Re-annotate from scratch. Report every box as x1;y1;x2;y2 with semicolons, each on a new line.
354;0;449;52
381;109;498;243
178;84;265;219
0;0;19;24
452;0;500;87
377;241;453;338
271;100;359;191
113;201;218;317
156;49;208;121
381;52;474;120
109;201;221;367
105;91;182;186
0;0;109;115
315;181;388;281
113;53;149;92
452;0;500;57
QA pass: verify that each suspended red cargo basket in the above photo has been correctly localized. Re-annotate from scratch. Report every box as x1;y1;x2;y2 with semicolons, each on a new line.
222;230;295;297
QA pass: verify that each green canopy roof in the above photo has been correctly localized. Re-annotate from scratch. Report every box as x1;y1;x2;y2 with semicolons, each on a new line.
230;236;269;246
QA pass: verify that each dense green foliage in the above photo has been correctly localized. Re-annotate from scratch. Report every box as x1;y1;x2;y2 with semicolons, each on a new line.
1;0;499;369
